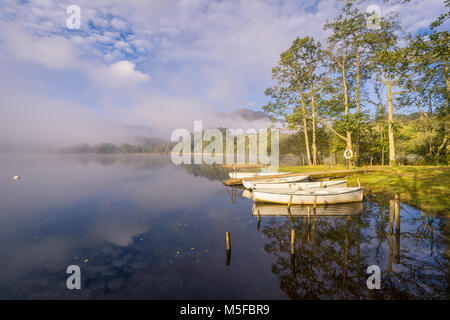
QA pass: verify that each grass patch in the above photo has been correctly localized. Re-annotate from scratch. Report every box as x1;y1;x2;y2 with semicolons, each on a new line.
279;165;450;214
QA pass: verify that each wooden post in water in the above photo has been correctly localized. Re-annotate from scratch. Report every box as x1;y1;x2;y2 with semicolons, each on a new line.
290;251;296;279
311;212;316;248
287;206;293;223
394;194;400;263
290;229;295;256
290;228;296;279
256;208;260;232
388;199;394;272
357;177;361;188
313;195;317;208
394;194;400;232
307;206;311;225
288;195;293;208
226;232;231;266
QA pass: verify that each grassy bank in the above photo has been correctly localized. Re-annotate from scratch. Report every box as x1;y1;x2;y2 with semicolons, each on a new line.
279;165;450;214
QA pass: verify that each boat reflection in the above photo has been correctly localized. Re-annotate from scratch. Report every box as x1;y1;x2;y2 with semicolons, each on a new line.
242;189;254;200
252;202;363;217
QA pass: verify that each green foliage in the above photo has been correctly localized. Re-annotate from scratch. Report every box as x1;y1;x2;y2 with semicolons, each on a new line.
264;0;449;166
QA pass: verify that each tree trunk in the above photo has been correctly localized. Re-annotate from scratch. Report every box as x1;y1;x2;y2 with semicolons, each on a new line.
297;80;312;166
355;45;361;167
302;116;312;166
386;78;396;166
445;63;449;113
341;64;352;166
309;73;317;165
378;96;385;166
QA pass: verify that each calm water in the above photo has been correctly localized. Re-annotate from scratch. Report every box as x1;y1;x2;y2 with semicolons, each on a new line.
0;154;448;299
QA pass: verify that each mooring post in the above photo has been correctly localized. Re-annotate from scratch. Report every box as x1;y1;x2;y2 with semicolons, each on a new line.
256;208;260;232
395;229;400;264
313;195;317;209
290;252;296;279
290;229;295;256
287;206;293;223
388;198;394;271
307;206;311;225
226;232;231;266
389;199;395;234
288;195;293;208
394;194;400;263
394;194;400;233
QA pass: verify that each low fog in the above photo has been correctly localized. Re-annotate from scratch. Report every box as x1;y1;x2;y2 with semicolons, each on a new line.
0;80;273;150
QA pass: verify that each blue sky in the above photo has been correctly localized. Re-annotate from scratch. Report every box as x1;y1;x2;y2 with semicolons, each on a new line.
0;0;447;146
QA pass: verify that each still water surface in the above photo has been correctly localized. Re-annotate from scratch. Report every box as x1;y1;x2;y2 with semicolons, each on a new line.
0;154;448;299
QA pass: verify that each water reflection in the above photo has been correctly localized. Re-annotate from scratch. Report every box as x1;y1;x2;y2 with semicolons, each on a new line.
0;154;448;299
252;202;364;217
249;196;449;299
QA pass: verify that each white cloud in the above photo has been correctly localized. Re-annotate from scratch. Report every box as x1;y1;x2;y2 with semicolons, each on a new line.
88;60;150;88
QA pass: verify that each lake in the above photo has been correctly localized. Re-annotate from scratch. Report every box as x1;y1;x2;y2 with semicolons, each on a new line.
0;154;448;299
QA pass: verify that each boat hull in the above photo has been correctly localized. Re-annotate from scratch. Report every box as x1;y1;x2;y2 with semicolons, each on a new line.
252;187;363;204
228;171;291;179
249;180;347;191
242;175;309;189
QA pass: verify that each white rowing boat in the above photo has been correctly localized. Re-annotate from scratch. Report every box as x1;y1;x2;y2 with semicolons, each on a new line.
242;175;309;189
228;171;292;179
246;179;346;191
252;187;363;205
252;202;363;217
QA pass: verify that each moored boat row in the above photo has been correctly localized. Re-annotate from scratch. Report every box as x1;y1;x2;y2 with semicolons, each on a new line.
242;175;310;189
233;170;363;205
252;187;363;205
247;179;347;191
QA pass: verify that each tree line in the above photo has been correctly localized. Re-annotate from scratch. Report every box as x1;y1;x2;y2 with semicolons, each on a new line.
58;142;174;154
263;0;449;166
